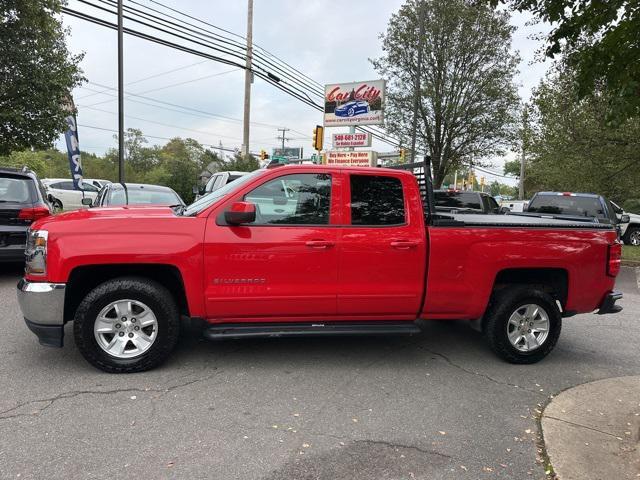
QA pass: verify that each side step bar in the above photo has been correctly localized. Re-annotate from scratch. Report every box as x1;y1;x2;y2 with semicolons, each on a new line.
203;321;422;340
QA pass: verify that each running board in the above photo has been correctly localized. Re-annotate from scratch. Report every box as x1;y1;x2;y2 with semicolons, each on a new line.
203;322;421;340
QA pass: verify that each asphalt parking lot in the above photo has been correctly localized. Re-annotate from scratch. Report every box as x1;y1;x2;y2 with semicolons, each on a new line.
1;264;639;480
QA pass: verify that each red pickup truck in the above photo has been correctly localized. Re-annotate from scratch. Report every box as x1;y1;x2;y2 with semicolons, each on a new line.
17;165;623;373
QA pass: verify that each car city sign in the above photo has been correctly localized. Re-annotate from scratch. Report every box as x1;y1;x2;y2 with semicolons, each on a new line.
324;80;385;126
325;150;377;167
332;132;372;148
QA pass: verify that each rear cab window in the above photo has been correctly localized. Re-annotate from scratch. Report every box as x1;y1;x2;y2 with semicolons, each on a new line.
528;195;609;221
433;191;482;213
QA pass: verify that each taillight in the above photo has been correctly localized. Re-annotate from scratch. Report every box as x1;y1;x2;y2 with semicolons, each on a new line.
607;242;622;277
18;206;50;222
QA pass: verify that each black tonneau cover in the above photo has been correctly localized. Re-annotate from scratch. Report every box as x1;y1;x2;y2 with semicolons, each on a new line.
436;213;614;229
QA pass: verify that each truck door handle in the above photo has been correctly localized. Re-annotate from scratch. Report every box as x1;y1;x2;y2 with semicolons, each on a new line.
305;240;335;249
390;240;418;250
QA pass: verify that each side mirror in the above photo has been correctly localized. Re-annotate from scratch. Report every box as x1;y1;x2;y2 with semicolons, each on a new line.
620;214;630;224
499;206;511;214
47;193;54;203
225;201;256;225
192;185;199;194
81;197;93;206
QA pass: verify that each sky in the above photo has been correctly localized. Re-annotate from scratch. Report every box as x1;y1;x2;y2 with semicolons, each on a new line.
59;0;552;186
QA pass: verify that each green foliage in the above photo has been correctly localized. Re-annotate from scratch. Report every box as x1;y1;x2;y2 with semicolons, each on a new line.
623;199;640;215
373;0;520;187
226;153;260;172
503;160;521;177
524;63;640;203
489;180;517;197
493;0;640;122
0;0;84;155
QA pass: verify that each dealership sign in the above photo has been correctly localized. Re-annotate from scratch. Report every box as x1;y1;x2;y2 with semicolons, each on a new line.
325;150;377;167
324;80;385;126
332;132;372;148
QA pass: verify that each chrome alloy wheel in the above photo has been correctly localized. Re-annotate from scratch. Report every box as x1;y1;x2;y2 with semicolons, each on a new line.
506;304;550;352
93;299;158;359
630;230;640;246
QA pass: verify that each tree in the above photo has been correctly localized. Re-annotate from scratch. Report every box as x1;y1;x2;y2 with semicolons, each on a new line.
524;62;640;203
492;0;639;121
226;153;260;172
0;0;84;155
373;0;520;187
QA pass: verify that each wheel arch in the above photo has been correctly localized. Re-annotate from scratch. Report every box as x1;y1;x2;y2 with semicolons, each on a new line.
491;268;568;311
64;264;189;322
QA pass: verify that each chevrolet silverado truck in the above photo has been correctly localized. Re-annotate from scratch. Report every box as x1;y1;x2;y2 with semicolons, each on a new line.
17;165;623;373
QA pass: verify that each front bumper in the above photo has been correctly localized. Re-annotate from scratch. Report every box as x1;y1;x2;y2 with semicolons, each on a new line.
17;279;66;347
597;291;623;315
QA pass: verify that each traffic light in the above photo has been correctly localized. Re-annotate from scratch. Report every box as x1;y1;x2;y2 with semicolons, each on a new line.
312;125;324;151
480;176;485;187
259;149;269;160
399;148;406;162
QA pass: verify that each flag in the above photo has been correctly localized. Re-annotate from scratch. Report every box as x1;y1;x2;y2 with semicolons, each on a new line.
63;96;84;190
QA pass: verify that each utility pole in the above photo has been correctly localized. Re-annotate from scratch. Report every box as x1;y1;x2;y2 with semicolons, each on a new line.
117;0;124;183
241;0;253;157
277;128;290;150
519;149;526;200
410;1;426;163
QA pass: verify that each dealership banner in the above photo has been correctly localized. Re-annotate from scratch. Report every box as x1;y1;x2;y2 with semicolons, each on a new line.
324;80;385;127
62;96;84;190
332;132;372;148
325;150;377;167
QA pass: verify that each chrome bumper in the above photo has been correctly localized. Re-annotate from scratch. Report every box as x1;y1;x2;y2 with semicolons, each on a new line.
17;279;66;325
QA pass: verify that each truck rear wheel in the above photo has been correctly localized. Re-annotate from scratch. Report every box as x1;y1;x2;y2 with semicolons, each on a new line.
73;277;180;373
483;286;561;364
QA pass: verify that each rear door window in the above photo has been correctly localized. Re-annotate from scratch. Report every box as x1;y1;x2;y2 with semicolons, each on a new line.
350;175;405;225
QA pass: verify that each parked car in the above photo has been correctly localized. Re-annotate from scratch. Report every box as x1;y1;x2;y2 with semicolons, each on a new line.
434;190;506;214
525;192;621;224
196;171;248;200
83;178;112;190
500;200;528;213
0;167;51;262
92;183;184;207
611;201;640;246
42;178;99;212
17;165;622;372
335;100;370;117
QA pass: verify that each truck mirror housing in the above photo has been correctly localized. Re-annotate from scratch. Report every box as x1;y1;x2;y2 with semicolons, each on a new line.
225;201;256;225
499;206;511;214
81;197;93;206
620;214;630;223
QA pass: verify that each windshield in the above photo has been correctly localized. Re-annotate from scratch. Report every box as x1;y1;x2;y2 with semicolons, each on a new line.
527;195;608;219
111;188;182;206
433;191;482;211
183;169;263;216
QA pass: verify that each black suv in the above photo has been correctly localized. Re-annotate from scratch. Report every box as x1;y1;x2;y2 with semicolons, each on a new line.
0;167;52;263
433;190;505;214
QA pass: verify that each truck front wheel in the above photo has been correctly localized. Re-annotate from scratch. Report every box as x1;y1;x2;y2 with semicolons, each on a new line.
73;277;180;373
483;286;561;364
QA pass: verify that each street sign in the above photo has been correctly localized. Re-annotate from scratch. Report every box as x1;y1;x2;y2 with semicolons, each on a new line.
332;132;372;148
323;80;385;127
325;150;377;167
272;147;302;159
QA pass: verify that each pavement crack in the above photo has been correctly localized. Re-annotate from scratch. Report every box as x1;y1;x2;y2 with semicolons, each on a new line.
543;415;624;440
0;374;213;421
421;348;544;396
354;439;452;459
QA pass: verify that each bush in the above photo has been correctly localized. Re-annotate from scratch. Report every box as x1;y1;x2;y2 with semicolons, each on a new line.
623;199;640;214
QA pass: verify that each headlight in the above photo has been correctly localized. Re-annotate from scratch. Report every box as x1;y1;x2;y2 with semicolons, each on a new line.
25;229;48;276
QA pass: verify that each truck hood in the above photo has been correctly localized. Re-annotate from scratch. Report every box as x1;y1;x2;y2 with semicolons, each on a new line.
32;205;177;230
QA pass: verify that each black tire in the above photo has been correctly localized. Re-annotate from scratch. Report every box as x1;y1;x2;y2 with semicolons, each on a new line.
483;286;561;364
73;276;180;373
53;199;63;213
623;225;640;246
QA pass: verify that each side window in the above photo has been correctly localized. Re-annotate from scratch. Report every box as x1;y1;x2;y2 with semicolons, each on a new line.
212;175;225;191
484;196;499;213
82;183;99;193
49;182;64;190
350;175;405;225
244;173;331;225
